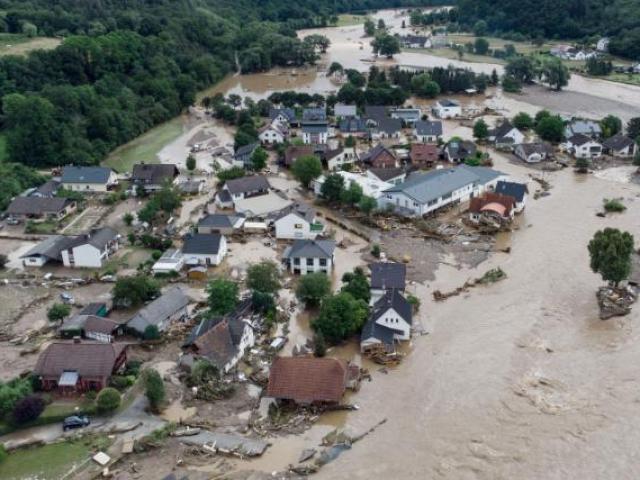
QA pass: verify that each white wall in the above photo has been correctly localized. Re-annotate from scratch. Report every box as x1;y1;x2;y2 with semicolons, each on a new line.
374;307;411;340
62;244;104;268
63;182;108;193
275;214;314;240
289;256;333;275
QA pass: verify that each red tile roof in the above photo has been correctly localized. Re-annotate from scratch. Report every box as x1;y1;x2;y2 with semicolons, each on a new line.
34;341;127;379
267;357;348;404
410;144;439;165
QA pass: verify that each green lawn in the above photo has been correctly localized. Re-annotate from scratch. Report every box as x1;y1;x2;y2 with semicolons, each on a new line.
0;33;61;56
601;72;640;86
0;440;91;479
333;14;368;27
103;117;184;173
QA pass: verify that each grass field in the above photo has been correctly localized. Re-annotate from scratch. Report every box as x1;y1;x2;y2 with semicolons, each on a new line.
0;33;61;56
333;14;368;27
0;440;91;479
604;72;640;86
103;117;184;173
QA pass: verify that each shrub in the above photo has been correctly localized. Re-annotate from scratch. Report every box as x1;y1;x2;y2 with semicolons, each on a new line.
124;360;143;377
96;387;121;413
142;369;165;413
407;294;421;312
0;444;7;464
109;375;134;391
603;199;626;213
371;244;381;258
12;395;45;424
143;325;160;341
313;333;327;357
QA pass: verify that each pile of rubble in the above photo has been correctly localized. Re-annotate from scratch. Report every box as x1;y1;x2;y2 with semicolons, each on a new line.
596;286;638;320
433;268;507;301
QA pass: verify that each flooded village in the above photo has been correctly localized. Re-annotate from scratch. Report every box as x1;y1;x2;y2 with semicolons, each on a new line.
1;7;640;480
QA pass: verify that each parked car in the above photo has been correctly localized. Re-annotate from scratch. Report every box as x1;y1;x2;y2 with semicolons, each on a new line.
60;292;75;305
6;217;21;225
63;415;90;431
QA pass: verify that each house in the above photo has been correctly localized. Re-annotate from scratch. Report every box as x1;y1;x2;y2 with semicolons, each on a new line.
379;166;504;217
259;123;287;145
131;164;179;192
461;164;507;193
364;106;388;123
274;204;324;240
360;144;398;168
198;214;245;234
370;117;402;140
400;35;428;48
361;290;412;354
29;179;61;198
488;121;525;147
564;134;602;159
266;357;357;406
302;123;329;145
324;147;357;171
182;233;227;266
178;180;205;195
366;168;406;185
443;140;477;163
495;180;528;213
468;192;516;224
6;197;76;221
127;287;190;336
414;120;443;143
79;303;108;317
432;99;461;119
390;108;422;127
334;104;357;118
223;175;270;202
282;239;336;275
269;107;297;127
564;120;602;140
34;340;127;394
370;262;406;304
61;166;117;193
312;172;393;200
283;145;316;168
410;144;440;168
633;63;640;74
233;142;260;168
215;189;234;209
514;143;554;163
339;117;368;137
602;134;637;158
152;249;185;275
59;315;121;343
302;107;327;122
60;227;120;268
21;235;71;267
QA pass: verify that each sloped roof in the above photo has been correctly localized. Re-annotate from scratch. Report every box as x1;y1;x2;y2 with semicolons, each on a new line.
437;99;459;107
415;120;443;136
182;233;223;255
62;166;112;184
59;315;118;335
21;235;74;261
267;357;348;404
459;165;505;185
384;167;479;205
224;175;270;195
198;214;244;229
516;142;554;157
445;140;476;160
302;107;327;122
360;319;397;347
602;134;635;151
368;168;405;182
371;290;413;325
235;142;259;159
283;239;336;259
495;181;528;203
284;145;315;166
193;319;238;370
79;303;108;316
364;106;387;122
302;123;328;134
132;164;179;185
274;203;316;223
127;287;189;333
360;144;396;164
410;143;440;163
568;133;596;146
489;120;517;139
34;341;127;378
370;262;406;290
7;197;73;216
269;107;296;122
339;117;367;133
183;299;252;348
375;117;402;134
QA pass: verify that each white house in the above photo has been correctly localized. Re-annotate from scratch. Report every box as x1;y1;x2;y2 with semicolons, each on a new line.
269;107;297;127
259;122;287;145
61;166;117;193
181;233;227;266
152;249;185;274
312;171;392;200
602;134;637;158
274;204;324;240
60;227;120;268
514;143;554;163
325;147;357;171
414;120;443;143
360;290;412;353
366;168;406;185
432;99;461;119
302;124;329;145
282;239;336;275
222;175;270;204
564;134;602;159
488;121;525;147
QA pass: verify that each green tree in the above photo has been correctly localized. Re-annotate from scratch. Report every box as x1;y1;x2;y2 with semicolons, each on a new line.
123;213;134;226
112;276;160;309
358;195;377;214
501;75;522;93
328;62;343;76
512;112;534;130
474;37;490;55
12;395;45;424
535;115;565;142
155;183;182;213
320;173;345;202
217;167;246;185
311;292;368;344
371;33;400;58
143;325;160;340
96;387;121;413
575;157;590;173
588;228;635;286
292;155;322;188
252;290;275;314
250;147;268;171
0;377;32;419
473;20;488;36
340;181;363;206
473;119;489;140
505;56;538;84
296;273;332;307
600;115;622;138
142;369;165;413
411;74;441;98
341;268;370;303
247;261;281;294
47;303;71;324
540;57;570;91
313;333;327;357
207;278;239;315
186;154;196;172
377;19;386;30
364;18;376;36
627;118;640;140
345;135;356;148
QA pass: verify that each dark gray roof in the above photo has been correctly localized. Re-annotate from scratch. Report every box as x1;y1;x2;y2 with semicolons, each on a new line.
21;235;74;261
368;168;405;182
445;140;477;161
302;108;327;122
62;166;112;184
82;227;118;250
183;299;252;348
384;167;480;204
131;164;179;185
224;175;270;195
198;214;244;229
269;107;296;122
283;239;336;259
568;133;595;146
375;117;402;135
364;106;387;122
438;99;459;107
495;181;528;203
127;287;189;333
217;189;232;203
59;315;119;335
360;319;396;347
603;134;635;151
360;144;396;164
370;262;406;290
489;120;517;139
274;203;316;223
516;142;554;156
7;197;73;216
302;123;328;134
79;303;108;316
182;233;223;255
415;120;443;137
339;117;367;133
459;165;505;185
235;142;259;159
371;290;412;325
34;180;61;197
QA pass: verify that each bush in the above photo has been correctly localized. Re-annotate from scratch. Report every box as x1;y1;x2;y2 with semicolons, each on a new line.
85;391;97;402
603;199;626;213
207;278;239;315
407;294;421;312
96;387;121;413
112;275;160;309
311;292;368;344
12;395;45;424
371;244;381;258
143;325;160;341
109;375;134;391
247;261;281;294
143;369;165;413
313;333;327;357
124;359;143;377
0;444;7;463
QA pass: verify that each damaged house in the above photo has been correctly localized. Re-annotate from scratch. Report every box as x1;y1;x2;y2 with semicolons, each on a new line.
360;290;413;360
468;192;516;226
370;262;407;304
126;287;190;337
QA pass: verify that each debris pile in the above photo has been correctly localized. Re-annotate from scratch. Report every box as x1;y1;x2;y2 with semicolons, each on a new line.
596;286;638;320
433;268;507;301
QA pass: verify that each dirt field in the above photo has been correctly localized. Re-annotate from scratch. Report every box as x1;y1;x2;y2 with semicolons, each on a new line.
0;35;61;56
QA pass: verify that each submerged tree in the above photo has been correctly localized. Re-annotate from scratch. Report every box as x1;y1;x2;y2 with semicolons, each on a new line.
588;228;635;286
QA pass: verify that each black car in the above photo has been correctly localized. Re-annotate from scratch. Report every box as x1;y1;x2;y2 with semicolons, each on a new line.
63;415;90;431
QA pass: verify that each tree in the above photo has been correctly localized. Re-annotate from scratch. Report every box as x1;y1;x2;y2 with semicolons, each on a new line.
540;57;570;91
364;18;376;36
345;135;356;148
358;195;377;214
313;333;327;357
474;37;490;55
340;181;363;206
377;19;386;30
112;276;160;309
207;278;239;315
320;173;345;202
473;20;488;36
473;119;489;141
505;57;537;85
512;112;534;130
311;292;368;344
575;157;590;173
341;268;370;303
142;369;165;413
535;115;565;142
371;33;400;58
143;325;160;341
411;74;441;98
600;115;622;138
96;387;121;413
328;62;343;76
186;154;196;172
250;147;268;171
627;118;640;140
588;228;635;286
217;167;246;185
490;69;499;86
296;273;332;307
252;290;275;314
292;155;322;188
247;261;281;294
12;395;45;424
155;183;182;213
47;303;71;324
501;75;522;93
123;213;134;226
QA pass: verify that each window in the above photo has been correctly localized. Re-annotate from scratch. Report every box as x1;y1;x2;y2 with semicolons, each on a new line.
319;258;327;266
293;258;300;266
306;258;314;266
294;223;303;229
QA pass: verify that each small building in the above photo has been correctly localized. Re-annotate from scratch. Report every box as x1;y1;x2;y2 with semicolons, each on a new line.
274;204;324;240
215;189;234;209
370;117;402;140
443;140;477;163
302;107;327;122
178;180;205;195
414;120;443;143
282;239;336;275
488;121;525;147
602;134;637;158
468;192;516;224
361;290;412;354
302;123;329;145
266;357;357;406
400;35;429;48
564;119;602;140
30;179;61;198
197;214;245;235
432;99;461;119
34;340;128;394
61;166;117;193
366;168;406;185
79;303;108;317
283;145;316;168
360;144;398;169
21;235;70;267
334;104;357;118
259;123;287;145
60;227;120;269
223;175;271;202
131;164;179;192
339;117;368;137
370;262;406;305
410;143;440;168
182;233;227;266
514;142;554;163
152;249;185;275
6;197;76;221
233;142;260;168
564;134;602;159
324;147;357;171
127;287;190;336
269;107;297;127
312;171;393;201
390;108;422;127
59;315;121;343
494;180;528;213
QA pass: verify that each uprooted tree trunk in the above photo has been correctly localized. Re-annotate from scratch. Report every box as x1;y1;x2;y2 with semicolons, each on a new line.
596;286;638;320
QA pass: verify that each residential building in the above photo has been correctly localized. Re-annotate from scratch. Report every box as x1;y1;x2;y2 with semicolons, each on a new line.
360;144;398;168
178;180;205;195
443;140;477;163
370;262;406;304
370;117;402;140
339;117;368;137
468;192;516;224
282;239;336;275
410;144;440;168
324;147;357;171
602;134;637;158
269;107;297;127
60;227;120;268
283;145;316;168
127;287;190;336
215;189;234;209
233;142;259;168
21;235;70;267
6;197;76;221
302;107;327;122
361;290;412;354
494;180;528;213
596;37;610;52
488;121;525;147
182;233;227;266
131;164;179;192
152;249;185;275
29;179;61;198
514;143;554;163
414;120;443;143
302;123;329;145
197;214;245;234
400;35;428;48
59;315;121;343
564;119;602;139
266;357;358;406
432;99;461;119
366;168;406;185
390;108;422;127
61;166;117;193
223;175;271;202
258;123;287;145
274;204;324;240
334;104;357;118
564;134;602;159
34;340;128;394
79;303;108;317
312;171;393;201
